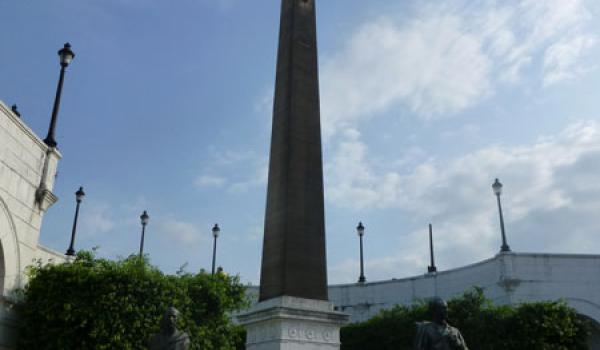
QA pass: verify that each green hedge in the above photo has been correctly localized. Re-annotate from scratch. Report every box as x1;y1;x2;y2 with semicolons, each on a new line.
17;251;248;350
17;253;591;350
341;288;591;350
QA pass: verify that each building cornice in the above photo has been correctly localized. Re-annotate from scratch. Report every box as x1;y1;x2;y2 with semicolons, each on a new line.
0;101;62;158
329;252;600;288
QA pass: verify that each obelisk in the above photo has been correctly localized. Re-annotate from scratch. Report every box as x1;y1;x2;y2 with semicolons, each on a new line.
259;0;327;302
238;1;348;349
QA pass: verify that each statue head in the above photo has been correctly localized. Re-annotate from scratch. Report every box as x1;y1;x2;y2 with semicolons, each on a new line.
429;297;448;325
161;306;180;333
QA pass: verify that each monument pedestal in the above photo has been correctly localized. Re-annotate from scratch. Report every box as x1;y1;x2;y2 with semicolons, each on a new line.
238;296;349;350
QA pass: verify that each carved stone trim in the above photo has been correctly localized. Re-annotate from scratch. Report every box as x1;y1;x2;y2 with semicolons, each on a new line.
239;296;349;349
35;187;58;212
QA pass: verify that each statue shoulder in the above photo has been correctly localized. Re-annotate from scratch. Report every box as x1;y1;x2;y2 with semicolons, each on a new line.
176;330;190;338
416;321;436;333
176;331;191;347
147;333;166;350
414;321;433;350
446;324;469;350
173;330;190;344
446;324;463;336
181;332;190;342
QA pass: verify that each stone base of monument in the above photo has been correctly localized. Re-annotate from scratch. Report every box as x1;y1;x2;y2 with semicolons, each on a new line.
238;296;349;350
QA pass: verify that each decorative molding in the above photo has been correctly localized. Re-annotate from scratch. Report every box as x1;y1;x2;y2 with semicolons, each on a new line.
35;186;58;212
239;296;349;349
35;147;61;212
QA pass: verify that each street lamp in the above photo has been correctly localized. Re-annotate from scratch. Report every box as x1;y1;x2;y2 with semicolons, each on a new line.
492;178;511;252
357;222;366;283
66;186;85;256
427;223;437;273
139;210;149;258
211;224;220;275
44;43;75;148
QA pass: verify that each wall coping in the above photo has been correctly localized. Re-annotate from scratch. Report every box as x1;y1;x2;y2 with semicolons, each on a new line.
0;100;61;157
35;244;67;263
328;252;600;288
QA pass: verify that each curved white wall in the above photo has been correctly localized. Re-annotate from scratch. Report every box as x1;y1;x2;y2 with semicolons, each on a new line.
327;252;600;324
0;196;20;297
243;252;600;327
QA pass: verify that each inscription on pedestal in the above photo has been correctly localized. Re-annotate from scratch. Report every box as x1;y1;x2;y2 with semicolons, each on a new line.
239;297;348;349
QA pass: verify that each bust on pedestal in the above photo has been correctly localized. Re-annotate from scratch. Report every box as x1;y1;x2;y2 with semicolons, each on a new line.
148;307;190;350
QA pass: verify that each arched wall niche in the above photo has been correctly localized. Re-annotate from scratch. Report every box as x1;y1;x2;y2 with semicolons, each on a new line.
564;298;600;325
0;241;4;293
577;314;600;349
0;195;21;297
561;298;600;346
516;295;600;324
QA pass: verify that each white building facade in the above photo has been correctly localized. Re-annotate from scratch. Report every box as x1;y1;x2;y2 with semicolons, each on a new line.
0;101;65;349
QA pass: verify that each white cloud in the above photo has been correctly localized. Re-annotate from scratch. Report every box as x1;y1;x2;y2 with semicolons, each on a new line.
158;218;205;246
543;35;596;86
194;149;267;193
486;0;592;82
246;225;263;241
194;175;226;188
80;203;115;236
227;156;268;193
326;128;403;210
326;121;600;281
321;15;491;136
255;87;274;116
210;149;256;167
441;124;481;141
319;0;596;137
329;121;600;213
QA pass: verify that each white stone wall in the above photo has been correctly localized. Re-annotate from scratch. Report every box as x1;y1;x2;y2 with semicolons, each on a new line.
245;252;600;327
0;100;66;348
0;100;66;292
326;252;600;324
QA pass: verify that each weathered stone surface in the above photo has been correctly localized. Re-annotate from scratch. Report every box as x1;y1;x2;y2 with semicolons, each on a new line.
239;297;349;350
260;0;327;302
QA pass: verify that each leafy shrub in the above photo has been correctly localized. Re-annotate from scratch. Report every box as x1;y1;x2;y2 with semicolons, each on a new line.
17;251;248;350
341;288;590;350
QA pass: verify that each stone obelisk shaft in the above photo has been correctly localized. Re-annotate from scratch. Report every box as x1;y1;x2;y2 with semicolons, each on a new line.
259;0;328;302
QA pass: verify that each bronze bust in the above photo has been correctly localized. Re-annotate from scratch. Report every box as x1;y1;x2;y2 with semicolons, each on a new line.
148;307;190;350
414;297;469;350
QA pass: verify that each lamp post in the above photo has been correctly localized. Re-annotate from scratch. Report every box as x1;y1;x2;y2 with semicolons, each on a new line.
492;178;511;252
357;222;366;283
139;210;149;258
44;43;75;148
211;224;220;275
427;223;437;273
65;186;85;256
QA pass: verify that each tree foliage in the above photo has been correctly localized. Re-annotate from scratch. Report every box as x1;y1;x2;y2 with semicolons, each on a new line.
341;288;591;350
17;251;248;350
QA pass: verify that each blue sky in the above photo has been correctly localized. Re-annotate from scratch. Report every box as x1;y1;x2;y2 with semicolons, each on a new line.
1;0;600;284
